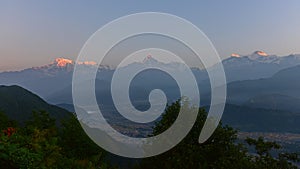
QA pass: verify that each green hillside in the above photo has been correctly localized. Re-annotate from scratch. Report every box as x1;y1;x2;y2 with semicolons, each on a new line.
0;85;70;123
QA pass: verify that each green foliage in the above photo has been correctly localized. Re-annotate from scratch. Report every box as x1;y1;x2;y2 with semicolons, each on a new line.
246;137;299;169
25;111;56;130
0;101;299;169
59;114;106;162
0;111;111;169
137;101;300;169
0;111;17;130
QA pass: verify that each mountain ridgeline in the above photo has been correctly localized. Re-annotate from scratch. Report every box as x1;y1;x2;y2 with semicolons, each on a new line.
0;85;70;123
226;65;300;110
0;51;300;105
1;51;300;133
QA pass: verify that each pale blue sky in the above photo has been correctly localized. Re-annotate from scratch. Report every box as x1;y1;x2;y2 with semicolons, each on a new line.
1;0;300;71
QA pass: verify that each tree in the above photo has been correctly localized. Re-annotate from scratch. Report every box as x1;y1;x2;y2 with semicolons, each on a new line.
137;100;299;169
0;111;112;169
0;111;17;130
59;114;108;167
0;111;66;168
246;137;299;169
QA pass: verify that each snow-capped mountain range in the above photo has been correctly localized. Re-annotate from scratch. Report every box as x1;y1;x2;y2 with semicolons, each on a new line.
0;58;101;98
1;51;300;104
219;51;300;82
226;51;300;64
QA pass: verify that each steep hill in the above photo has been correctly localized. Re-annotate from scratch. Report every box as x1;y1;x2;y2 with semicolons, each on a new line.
0;85;70;123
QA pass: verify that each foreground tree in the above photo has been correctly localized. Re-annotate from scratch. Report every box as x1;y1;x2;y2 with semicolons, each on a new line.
1;103;299;168
246;137;299;169
59;114;109;168
0;111;69;168
137;101;299;169
0;111;112;169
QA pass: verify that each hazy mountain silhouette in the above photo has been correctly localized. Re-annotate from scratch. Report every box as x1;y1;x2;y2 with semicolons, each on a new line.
224;65;300;112
218;104;300;133
1;52;300;108
244;94;300;112
220;51;300;82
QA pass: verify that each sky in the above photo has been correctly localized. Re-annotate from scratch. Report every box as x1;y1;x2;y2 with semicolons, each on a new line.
1;0;300;71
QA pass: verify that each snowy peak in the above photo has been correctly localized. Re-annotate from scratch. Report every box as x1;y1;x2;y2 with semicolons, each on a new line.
28;57;101;76
227;51;280;64
230;51;269;60
248;51;281;63
253;51;268;57
142;55;160;65
231;53;241;58
77;61;97;66
225;51;300;68
142;54;152;62
48;57;99;68
54;58;73;67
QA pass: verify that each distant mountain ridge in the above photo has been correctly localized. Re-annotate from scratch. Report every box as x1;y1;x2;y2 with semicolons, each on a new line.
218;104;300;133
1;51;300;105
244;94;300;112
0;58;109;99
220;51;300;82
223;65;300;112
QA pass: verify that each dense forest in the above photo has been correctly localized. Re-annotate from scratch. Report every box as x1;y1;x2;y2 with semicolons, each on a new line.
0;101;299;169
